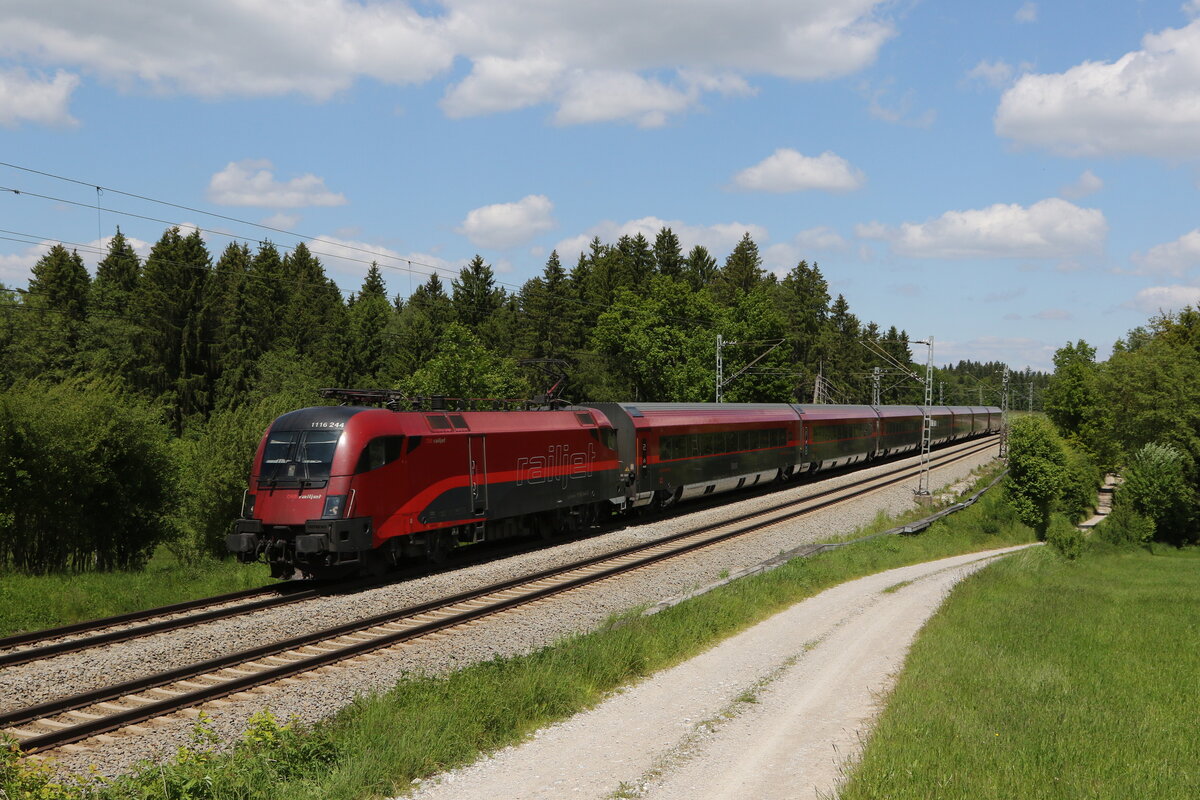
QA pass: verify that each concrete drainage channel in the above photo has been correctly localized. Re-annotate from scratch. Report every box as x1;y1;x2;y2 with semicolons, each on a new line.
643;469;1009;617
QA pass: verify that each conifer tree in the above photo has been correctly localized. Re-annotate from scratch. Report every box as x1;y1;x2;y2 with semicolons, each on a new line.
623;232;656;285
452;255;504;330
819;294;866;402
653;227;684;279
246;241;287;354
683;244;718;291
520;250;571;359
279;242;342;361
83;231;143;386
21;244;91;378
91;229;140;313
408;272;453;328
714;232;765;303
206;242;259;408
776;260;831;399
131;227;213;430
347;263;395;384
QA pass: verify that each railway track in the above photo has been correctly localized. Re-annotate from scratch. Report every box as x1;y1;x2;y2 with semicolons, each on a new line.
0;437;987;669
2;437;996;755
0;582;323;669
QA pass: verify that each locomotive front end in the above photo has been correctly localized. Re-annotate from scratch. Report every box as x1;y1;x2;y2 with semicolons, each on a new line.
226;406;374;578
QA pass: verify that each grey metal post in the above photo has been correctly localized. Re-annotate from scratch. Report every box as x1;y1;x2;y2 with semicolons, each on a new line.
999;366;1010;458
715;335;723;403
915;337;934;496
872;366;881;406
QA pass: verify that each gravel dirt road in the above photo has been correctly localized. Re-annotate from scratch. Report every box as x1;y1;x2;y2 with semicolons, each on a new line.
404;544;1032;800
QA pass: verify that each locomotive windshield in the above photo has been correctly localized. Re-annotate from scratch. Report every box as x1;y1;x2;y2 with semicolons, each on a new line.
259;429;342;485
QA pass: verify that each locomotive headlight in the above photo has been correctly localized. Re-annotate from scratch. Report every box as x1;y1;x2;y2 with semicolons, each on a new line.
242;492;256;518
321;494;347;519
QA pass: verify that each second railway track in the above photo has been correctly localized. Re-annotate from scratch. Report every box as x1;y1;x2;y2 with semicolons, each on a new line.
3;437;996;756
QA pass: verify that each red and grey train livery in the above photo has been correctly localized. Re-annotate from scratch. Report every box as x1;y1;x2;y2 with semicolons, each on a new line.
227;401;1000;578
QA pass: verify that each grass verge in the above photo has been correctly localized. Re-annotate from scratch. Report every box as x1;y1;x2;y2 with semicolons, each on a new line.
6;465;1032;800
0;548;272;638
840;542;1200;800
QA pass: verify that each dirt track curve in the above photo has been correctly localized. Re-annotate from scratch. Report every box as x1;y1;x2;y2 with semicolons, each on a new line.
403;544;1034;800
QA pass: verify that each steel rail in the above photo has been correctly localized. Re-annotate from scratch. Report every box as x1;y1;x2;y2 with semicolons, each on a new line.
0;583;303;652
0;433;995;664
5;437;995;754
0;585;323;669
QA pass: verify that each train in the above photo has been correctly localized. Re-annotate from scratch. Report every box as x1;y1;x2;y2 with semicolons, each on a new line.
226;397;1001;578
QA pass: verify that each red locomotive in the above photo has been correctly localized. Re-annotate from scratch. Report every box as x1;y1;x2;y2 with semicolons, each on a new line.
227;395;1000;578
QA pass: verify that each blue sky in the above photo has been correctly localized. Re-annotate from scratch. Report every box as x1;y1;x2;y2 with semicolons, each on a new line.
3;0;1200;372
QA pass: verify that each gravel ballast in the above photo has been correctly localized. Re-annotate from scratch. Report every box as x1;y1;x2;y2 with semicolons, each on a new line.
20;440;1000;778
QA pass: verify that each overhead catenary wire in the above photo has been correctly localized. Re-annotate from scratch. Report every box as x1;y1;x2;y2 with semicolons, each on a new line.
0;163;726;328
0;196;722;330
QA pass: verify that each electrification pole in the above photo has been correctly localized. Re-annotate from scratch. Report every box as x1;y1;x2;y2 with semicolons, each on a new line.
871;366;881;406
915;336;934;496
715;335;724;403
999;366;1010;458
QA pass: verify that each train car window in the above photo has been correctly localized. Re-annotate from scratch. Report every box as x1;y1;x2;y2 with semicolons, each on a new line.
600;428;617;451
356;435;405;473
449;415;470;430
575;412;596;426
426;415;452;431
406;436;423;453
660;436;672;460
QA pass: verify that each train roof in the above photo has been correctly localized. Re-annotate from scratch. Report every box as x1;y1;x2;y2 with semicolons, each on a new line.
871;405;924;418
583;402;800;427
274;405;619;438
792;404;878;420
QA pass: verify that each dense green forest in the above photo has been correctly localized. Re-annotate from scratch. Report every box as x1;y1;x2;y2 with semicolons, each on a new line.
0;225;1032;573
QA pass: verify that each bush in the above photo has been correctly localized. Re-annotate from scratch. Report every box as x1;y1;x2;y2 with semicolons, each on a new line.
1118;442;1197;545
1046;514;1085;560
1060;446;1100;524
0;379;178;573
1006;416;1067;539
1096;504;1155;547
174;394;306;560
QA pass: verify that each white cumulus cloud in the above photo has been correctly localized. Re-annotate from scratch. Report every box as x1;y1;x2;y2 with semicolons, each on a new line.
0;0;452;100
1132;229;1200;277
1060;169;1103;199
1;0;893;126
440;0;891;124
1126;284;1200;314
763;227;848;275
965;60;1014;89
0;68;79;128
207;160;348;208
856;198;1107;259
0;233;153;286
1015;3;1038;23
997;20;1200;157
555;216;768;263
304;235;457;290
732;149;865;193
458;195;557;249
